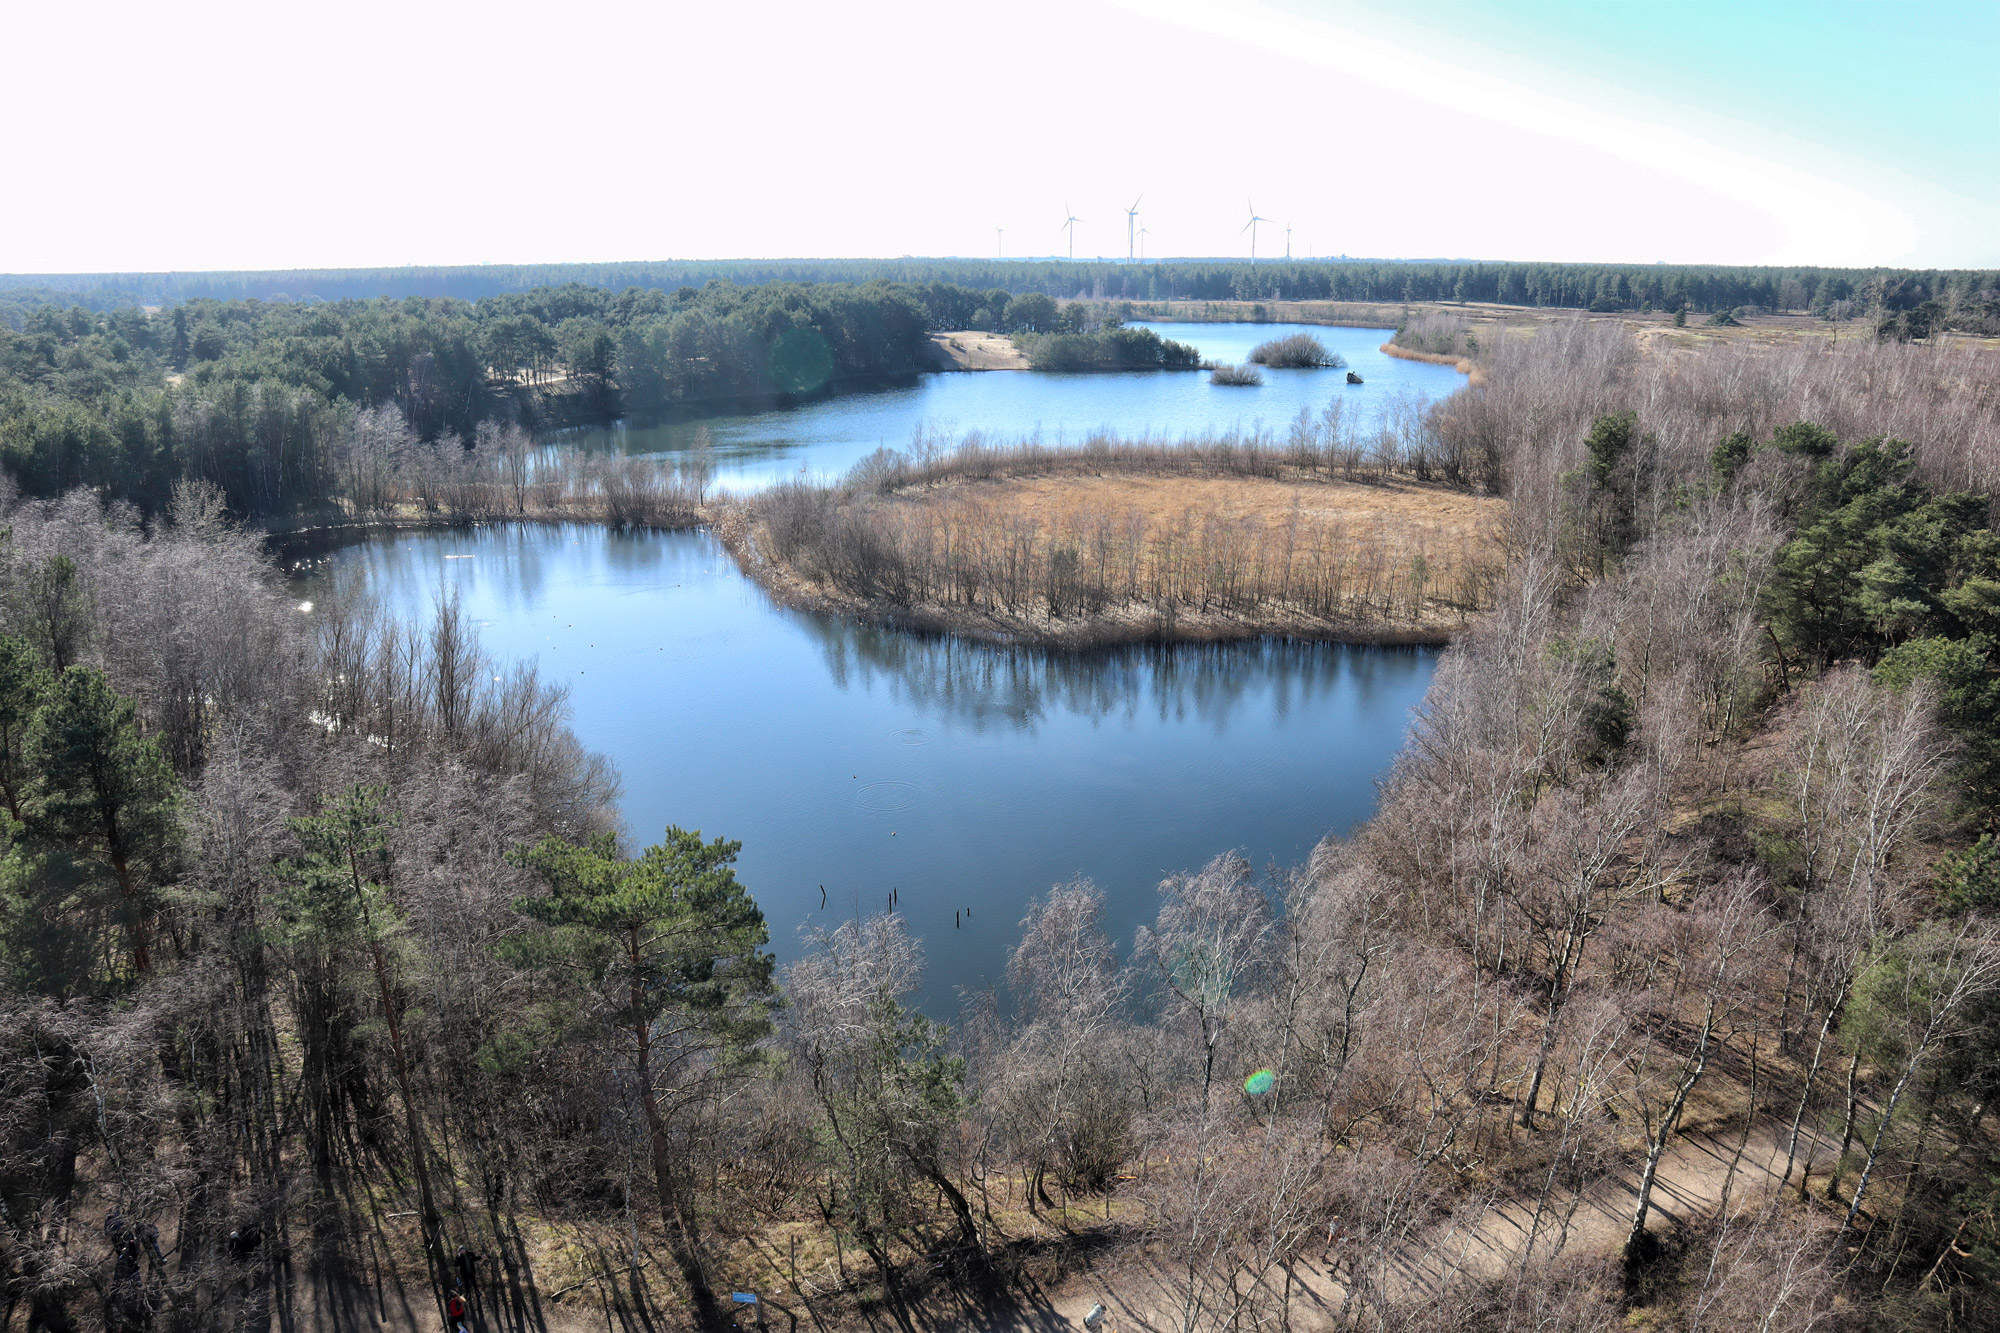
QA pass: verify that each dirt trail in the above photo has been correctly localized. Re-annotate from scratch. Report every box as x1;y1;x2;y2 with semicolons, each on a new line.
931;1116;1833;1333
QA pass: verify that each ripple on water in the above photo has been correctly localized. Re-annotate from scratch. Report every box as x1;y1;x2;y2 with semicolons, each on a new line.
894;728;929;746
856;780;922;813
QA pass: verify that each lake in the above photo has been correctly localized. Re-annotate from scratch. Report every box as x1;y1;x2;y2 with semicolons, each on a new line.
293;525;1438;1009
562;322;1463;491
296;324;1462;1006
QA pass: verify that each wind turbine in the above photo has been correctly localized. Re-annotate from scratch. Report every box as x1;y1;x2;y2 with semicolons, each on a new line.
1242;201;1272;265
1138;227;1150;262
1125;194;1143;262
1285;223;1292;260
1059;204;1082;260
996;227;1004;259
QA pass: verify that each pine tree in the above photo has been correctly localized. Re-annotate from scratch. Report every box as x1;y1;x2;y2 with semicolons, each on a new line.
511;826;774;1332
26;666;177;974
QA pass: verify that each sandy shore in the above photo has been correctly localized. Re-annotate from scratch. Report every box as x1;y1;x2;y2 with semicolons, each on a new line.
926;329;1031;370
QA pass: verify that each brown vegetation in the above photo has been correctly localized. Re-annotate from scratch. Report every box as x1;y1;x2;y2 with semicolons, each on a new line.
284;409;709;534
1248;333;1345;369
732;430;1507;646
8;317;2000;1333
925;329;1032;371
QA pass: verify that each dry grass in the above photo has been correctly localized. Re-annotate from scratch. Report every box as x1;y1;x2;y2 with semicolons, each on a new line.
1381;339;1481;382
735;453;1508;647
927;329;1032;370
935;470;1501;549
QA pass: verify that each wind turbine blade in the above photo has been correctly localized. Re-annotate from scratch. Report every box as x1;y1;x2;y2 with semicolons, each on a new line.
1241;218;1255;234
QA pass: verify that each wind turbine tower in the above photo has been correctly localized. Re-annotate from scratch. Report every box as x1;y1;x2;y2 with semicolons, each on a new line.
1138;227;1149;262
1125;194;1143;262
996;227;1004;259
1059;204;1083;260
1241;201;1272;266
1285;223;1292;260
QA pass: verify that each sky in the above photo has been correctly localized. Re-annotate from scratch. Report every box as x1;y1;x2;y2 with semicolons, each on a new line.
5;0;1994;273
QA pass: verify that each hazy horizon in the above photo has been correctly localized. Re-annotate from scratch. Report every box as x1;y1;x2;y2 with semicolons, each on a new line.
10;0;1995;275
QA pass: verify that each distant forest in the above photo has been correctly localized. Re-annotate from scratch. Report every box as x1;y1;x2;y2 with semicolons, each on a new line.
0;281;1002;516
5;259;1998;521
5;258;1998;330
0;279;1233;517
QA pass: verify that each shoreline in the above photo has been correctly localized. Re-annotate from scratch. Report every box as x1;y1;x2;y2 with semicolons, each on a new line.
260;507;706;562
1379;340;1483;384
713;484;1487;652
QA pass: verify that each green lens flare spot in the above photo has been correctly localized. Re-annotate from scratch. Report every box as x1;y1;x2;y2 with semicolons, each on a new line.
1244;1068;1275;1096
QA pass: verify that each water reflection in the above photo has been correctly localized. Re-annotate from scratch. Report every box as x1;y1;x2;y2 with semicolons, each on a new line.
556;323;1465;491
806;618;1429;734
291;521;1437;1007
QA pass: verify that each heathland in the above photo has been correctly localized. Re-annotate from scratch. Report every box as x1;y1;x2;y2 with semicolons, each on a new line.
2;272;2000;1333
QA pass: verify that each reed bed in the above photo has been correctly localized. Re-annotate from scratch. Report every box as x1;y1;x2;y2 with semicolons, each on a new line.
847;397;1501;493
744;426;1506;643
1391;311;1475;358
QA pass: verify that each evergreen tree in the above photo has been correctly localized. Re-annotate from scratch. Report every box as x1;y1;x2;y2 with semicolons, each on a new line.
511;826;775;1333
0;635;46;821
25;666;177;975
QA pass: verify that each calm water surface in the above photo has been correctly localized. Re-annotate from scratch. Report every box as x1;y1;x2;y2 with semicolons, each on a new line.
563;323;1462;491
295;525;1438;1007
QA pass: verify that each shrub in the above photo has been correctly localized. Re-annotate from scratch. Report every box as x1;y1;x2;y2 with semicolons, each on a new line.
1247;333;1344;369
1391;312;1472;358
1017;327;1202;372
1209;363;1263;386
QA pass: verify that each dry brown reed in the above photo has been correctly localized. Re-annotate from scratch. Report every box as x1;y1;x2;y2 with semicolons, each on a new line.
743;429;1507;644
1392;311;1475;358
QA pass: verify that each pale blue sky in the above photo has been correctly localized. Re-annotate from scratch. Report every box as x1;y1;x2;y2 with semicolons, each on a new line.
1342;0;1996;191
6;0;1994;271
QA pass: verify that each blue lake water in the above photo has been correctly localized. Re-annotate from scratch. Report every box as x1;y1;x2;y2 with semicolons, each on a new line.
563;322;1463;491
295;525;1438;1007
300;326;1465;1004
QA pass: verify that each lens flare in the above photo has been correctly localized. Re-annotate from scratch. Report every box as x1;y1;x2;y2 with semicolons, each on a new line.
1243;1068;1275;1096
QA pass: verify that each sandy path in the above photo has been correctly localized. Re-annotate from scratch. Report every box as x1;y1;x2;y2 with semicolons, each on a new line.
927;331;1031;370
928;1116;1832;1333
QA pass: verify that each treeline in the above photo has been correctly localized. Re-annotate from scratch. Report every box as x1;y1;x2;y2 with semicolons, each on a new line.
5;325;2000;1333
1014;325;1202;372
8;258;1997;327
0;279;1230;518
0;281;990;517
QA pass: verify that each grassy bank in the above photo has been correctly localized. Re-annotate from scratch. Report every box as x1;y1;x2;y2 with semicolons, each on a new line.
725;433;1506;648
